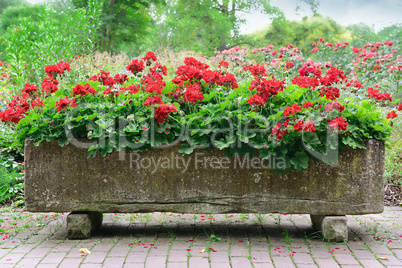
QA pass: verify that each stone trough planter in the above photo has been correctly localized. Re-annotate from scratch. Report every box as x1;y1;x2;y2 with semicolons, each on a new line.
24;139;385;241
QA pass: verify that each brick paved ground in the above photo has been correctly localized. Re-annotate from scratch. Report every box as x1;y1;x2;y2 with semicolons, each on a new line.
0;206;400;267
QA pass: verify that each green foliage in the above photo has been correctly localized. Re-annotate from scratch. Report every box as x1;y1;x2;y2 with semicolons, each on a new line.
8;57;392;174
145;0;319;55
385;115;402;185
0;3;41;61
0;157;24;205
0;0;26;15
348;23;402;48
0;122;24;205
252;15;353;54
72;0;152;55
2;1;102;88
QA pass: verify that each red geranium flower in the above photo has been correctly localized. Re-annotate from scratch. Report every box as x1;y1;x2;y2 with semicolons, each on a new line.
126;59;145;75
387;111;398;119
72;83;96;96
155;104;177;123
284;103;302;117
55;97;77;112
328;117;348;131
302;101;313;109
248;94;266;107
22;83;39;95
143;96;163;106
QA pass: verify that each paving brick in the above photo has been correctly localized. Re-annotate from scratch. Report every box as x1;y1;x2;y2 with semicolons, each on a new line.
250;251;271;262
108;246;130;257
124;262;145;268
0;253;25;264
15;257;42;267
144;256;166;268
209;251;230;262
82;251;107;263
167;262;188;268
230;246;250;256
314;258;340;268
368;244;394;255
167;250;188;262
230;257;253;268
358;259;384;268
58;257;83;267
292;252;315;264
40;252;67;263
350;249;377;259
126;251;148;262
296;265;318;268
103;257;126;268
252;263;275;268
333;254;359;265
272;256;296;268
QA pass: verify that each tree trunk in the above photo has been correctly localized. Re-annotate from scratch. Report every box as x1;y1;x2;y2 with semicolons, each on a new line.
219;0;229;51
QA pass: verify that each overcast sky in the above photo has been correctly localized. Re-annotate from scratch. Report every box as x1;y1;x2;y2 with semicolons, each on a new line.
27;0;402;34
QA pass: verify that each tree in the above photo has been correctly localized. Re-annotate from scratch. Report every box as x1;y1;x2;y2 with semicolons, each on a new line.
254;15;352;54
0;4;42;33
0;3;42;61
145;0;319;55
0;0;26;15
72;0;154;54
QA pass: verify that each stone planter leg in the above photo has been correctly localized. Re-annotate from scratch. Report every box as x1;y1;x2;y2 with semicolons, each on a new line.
67;211;103;239
310;215;348;242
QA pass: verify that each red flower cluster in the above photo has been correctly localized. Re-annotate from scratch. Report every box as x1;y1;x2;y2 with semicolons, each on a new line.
291;76;320;88
121;84;140;95
319;87;340;100
367;87;393;101
143;96;163;106
184;83;204;103
102;87;119;97
248;94;266;107
294;120;316;132
272;120;290;140
386;111;398;119
141;73;166;95
220;73;238;89
44;61;71;79
298;67;321;78
55;97;77;112
325;101;345;112
90;70;128;86
72;84;97;96
328;117;348;131
0;93;43;123
284;103;302;117
284;62;294;70
243;64;267;78
126;59;145;75
173;57;208;86
155;104;177;123
142;51;157;65
302;101;313;109
42;78;59;94
345;80;363;89
22;83;39;95
218;61;229;68
320;67;346;86
249;77;284;100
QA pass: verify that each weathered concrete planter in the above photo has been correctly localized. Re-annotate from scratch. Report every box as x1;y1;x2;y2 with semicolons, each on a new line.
25;139;385;241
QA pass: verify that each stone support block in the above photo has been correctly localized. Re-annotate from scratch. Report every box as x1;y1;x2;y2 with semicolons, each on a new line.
311;215;348;242
67;211;103;239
